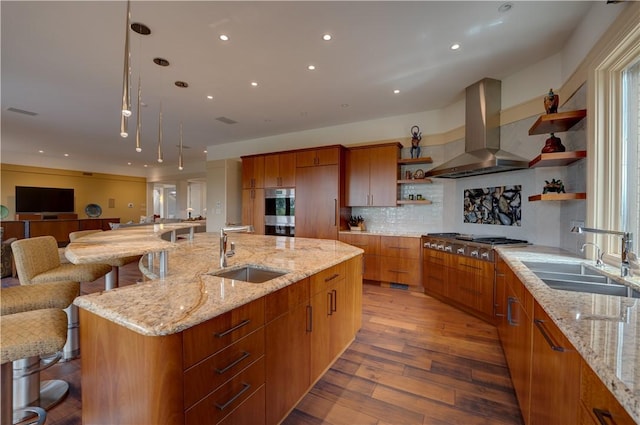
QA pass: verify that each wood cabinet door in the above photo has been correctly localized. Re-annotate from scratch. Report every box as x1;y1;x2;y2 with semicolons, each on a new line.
294;165;338;239
310;284;334;379
263;152;296;188
241;156;264;189
368;145;398;206
344;256;363;334
579;360;636;425
339;233;380;281
241;189;264;235
345;148;371;207
263;154;280;188
530;302;580;425
423;250;448;297
265;301;310;424
315;147;340;166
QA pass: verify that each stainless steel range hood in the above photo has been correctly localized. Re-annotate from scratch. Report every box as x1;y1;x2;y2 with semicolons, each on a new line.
426;78;529;179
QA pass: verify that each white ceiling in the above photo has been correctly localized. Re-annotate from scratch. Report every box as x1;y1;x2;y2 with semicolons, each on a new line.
1;1;595;176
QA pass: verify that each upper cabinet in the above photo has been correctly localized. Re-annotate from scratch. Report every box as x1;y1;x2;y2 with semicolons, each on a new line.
296;146;341;167
241;155;265;189
264;152;296;188
346;143;400;207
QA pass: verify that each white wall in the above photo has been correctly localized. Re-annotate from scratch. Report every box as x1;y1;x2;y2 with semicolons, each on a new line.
205;159;242;232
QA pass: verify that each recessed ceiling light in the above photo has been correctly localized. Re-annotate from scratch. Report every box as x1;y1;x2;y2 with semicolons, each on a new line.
308;65;316;71
393;89;400;94
38;150;44;153
450;43;461;50
153;57;170;67
498;2;513;13
64;153;69;157
175;81;188;88
323;34;332;41
341;104;349;108
207;95;213;100
219;34;229;41
251;82;258;87
127;162;132;165
203;150;208;154
144;164;148;167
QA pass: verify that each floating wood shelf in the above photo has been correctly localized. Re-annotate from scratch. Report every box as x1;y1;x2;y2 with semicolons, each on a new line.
396;199;433;205
398;157;433;165
528;110;587;135
397;179;432;184
528;193;586;202
528;151;587;168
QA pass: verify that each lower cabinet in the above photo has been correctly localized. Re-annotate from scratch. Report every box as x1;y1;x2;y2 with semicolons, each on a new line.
379;236;421;290
339;232;380;281
530;301;581;425
579;360;636;425
80;255;363;425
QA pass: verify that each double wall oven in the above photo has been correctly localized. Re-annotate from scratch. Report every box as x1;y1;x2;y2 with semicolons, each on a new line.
264;188;295;237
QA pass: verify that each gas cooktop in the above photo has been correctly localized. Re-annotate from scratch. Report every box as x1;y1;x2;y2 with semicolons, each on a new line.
424;232;529;246
422;233;530;262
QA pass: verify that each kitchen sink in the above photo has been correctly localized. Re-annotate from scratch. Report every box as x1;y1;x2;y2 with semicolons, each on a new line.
211;265;288;283
523;261;640;298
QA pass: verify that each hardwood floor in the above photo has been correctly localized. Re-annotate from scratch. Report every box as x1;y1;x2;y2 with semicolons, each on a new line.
2;265;523;425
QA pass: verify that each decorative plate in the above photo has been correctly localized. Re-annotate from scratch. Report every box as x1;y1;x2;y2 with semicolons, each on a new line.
0;205;8;219
413;169;425;179
85;203;102;218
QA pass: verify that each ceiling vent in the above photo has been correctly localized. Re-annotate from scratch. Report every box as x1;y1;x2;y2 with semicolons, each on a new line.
216;116;238;125
7;107;38;116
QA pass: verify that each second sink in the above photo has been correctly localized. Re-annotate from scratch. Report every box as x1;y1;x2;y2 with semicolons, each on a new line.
212;265;288;283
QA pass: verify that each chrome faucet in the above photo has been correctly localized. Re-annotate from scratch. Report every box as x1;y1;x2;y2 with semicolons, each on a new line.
580;242;604;268
220;225;254;268
571;226;633;277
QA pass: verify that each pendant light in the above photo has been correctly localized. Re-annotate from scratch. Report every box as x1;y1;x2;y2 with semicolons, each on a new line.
135;76;142;152
178;122;184;170
157;102;164;163
131;22;150;152
120;0;132;140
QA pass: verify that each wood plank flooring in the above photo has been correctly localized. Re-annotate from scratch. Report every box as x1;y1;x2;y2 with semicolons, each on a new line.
2;264;523;425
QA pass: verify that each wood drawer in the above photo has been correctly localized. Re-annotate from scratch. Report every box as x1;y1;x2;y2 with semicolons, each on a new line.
217;385;266;425
380;256;421;286
310;261;346;295
183;328;265;409
265;278;310;323
185;357;265;425
339;233;380;256
183;298;265;369
580;360;635;425
423;261;447;297
380;236;420;259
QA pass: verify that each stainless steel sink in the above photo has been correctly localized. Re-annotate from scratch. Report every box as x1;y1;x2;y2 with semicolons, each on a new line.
211;265;288;283
523;261;639;298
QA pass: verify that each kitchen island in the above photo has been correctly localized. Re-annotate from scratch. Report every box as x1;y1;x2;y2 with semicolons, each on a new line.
70;231;363;424
496;245;639;424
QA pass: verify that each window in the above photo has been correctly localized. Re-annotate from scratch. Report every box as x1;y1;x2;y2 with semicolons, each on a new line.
590;10;640;265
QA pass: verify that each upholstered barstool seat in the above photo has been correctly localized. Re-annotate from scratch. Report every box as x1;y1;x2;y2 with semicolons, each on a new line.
69;230;140;290
1;308;68;425
12;236;111;360
1;281;79;316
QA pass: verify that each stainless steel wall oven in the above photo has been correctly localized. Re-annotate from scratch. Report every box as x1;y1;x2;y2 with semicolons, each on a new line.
264;188;295;237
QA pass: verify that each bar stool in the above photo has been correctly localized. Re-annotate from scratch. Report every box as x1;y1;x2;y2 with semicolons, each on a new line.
69;229;141;290
1;282;79;421
11;236;111;360
1;308;68;425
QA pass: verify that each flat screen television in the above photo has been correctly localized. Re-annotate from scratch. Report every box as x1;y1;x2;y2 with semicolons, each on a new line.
15;186;75;213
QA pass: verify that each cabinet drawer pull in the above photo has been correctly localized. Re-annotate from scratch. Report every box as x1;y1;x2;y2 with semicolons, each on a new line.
593;408;614;425
507;297;517;326
534;319;565;352
324;273;340;282
215;382;251;411
389;269;409;274
306;305;313;332
460;263;482;270
389;246;410;250
214;319;251;338
459;286;481;295
214;351;251;375
331;289;337;312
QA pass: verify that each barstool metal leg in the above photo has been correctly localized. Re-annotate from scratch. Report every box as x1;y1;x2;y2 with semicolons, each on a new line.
12;355;69;421
62;305;79;361
104;266;118;290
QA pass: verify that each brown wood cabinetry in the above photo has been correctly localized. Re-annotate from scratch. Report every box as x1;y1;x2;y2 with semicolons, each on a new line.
265;279;311;424
339;232;380;281
579;360;636;425
447;256;495;320
379;236;421;290
423;248;449;297
241;155;265;189
264;152;296;188
242;189;265;235
530;301;580;425
496;258;533;424
346;143;400;207
295;164;340;239
1;221;25;240
295;146;340;167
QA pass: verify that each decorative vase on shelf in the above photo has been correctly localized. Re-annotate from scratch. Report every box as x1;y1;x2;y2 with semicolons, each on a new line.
541;133;566;153
544;88;559;114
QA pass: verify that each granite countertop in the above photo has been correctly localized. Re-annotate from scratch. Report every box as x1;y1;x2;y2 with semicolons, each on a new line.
496;245;640;423
73;232;363;337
